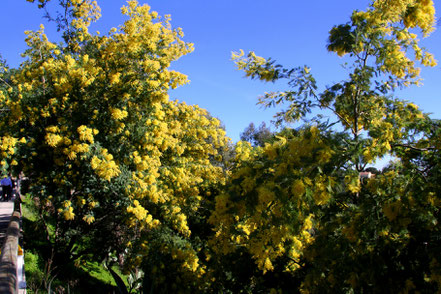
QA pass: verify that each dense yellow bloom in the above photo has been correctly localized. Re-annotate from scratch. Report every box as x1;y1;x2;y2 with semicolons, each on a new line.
77;125;95;143
89;150;120;181
345;175;361;193
0;136;18;155
317;148;333;163
127;200;148;221
109;72;121;84
62;207;75;220
211;126;334;275
71;142;90;153
291;179;305;197
235;141;254;161
90;156;100;169
110;108;128;120
382;201;401;221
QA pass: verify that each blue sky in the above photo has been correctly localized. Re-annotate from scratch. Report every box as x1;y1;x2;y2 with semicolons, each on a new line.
1;0;440;143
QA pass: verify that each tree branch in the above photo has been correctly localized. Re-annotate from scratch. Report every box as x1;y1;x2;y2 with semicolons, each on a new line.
392;143;436;152
0;77;11;87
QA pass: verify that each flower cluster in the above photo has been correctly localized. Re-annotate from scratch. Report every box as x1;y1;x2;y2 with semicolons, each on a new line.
210;126;336;273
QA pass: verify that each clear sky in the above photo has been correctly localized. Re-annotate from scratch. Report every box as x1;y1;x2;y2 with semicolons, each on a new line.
1;1;440;142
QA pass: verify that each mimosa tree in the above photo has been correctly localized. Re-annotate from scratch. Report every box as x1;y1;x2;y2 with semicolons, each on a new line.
0;0;229;291
209;0;441;292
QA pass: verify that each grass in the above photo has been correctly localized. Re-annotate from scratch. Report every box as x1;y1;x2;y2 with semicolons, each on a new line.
23;250;46;292
81;261;128;287
21;196;37;222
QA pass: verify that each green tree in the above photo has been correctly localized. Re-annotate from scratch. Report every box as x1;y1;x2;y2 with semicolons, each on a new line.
240;121;273;147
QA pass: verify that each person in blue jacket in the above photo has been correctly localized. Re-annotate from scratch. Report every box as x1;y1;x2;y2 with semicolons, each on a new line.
1;174;13;201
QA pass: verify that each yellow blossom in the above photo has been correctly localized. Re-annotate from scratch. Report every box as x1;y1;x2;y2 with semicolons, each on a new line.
83;215;95;224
